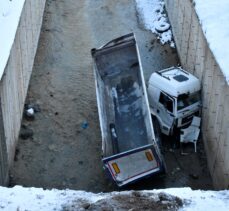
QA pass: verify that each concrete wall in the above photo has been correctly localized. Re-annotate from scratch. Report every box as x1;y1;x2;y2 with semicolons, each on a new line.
165;0;229;189
0;0;46;185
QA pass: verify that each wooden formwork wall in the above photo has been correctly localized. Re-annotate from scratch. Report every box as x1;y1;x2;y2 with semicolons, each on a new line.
0;0;46;185
165;0;229;189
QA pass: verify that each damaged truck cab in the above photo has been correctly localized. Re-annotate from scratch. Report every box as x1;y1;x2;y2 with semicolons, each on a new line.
147;67;201;136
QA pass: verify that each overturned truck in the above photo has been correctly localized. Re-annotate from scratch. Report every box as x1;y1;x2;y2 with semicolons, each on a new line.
91;33;165;187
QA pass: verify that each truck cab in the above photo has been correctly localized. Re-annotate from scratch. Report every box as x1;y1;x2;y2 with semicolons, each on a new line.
147;67;201;136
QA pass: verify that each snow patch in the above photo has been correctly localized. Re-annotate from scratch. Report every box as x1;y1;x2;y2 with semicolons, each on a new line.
0;0;25;79
158;188;229;211
0;186;229;210
135;0;175;47
0;186;107;211
194;0;229;84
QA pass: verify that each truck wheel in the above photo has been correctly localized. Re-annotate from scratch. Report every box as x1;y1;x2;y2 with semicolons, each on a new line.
152;117;163;152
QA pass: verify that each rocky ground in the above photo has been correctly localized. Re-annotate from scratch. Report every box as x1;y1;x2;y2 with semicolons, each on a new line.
10;0;212;192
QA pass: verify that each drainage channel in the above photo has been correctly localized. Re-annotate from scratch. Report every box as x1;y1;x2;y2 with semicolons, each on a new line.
9;0;212;192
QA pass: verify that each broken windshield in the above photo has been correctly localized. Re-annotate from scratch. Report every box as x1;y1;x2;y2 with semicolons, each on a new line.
177;91;200;111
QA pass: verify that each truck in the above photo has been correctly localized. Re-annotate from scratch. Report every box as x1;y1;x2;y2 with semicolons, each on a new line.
91;33;165;187
147;67;201;138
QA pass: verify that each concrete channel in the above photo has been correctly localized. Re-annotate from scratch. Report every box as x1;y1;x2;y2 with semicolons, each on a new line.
10;0;212;192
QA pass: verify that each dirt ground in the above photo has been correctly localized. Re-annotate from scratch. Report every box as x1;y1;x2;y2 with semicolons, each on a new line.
10;0;212;192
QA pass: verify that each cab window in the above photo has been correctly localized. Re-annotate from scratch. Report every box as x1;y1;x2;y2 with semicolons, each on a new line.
177;91;201;110
159;92;173;113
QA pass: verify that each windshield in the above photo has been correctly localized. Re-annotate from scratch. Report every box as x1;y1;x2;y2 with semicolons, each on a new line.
177;91;200;111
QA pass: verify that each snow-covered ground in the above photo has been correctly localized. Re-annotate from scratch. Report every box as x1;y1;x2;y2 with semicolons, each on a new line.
0;0;25;79
136;0;229;84
0;186;229;211
194;0;229;84
135;0;175;47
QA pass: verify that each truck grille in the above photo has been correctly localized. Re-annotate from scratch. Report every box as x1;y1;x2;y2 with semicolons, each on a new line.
181;110;200;125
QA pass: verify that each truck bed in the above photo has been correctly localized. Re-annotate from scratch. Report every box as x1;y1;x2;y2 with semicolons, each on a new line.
92;34;154;157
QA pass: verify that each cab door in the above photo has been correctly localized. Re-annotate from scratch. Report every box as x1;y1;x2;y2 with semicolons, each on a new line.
157;92;175;135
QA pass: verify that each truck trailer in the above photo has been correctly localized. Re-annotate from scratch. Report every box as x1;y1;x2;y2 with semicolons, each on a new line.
91;33;165;187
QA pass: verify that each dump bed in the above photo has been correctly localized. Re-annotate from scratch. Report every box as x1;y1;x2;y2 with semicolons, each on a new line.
91;33;164;186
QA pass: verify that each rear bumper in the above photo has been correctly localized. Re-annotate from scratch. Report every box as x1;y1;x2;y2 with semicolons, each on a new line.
103;144;165;187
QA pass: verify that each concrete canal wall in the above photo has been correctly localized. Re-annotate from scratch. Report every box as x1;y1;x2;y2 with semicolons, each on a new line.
0;0;46;185
165;0;229;189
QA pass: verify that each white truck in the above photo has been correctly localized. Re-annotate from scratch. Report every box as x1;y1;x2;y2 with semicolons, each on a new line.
91;33;165;187
147;67;201;137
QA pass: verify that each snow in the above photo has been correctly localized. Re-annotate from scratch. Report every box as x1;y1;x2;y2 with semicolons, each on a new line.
0;186;229;210
159;187;229;211
0;186;106;211
135;0;175;47
0;0;25;79
136;0;229;84
194;0;229;84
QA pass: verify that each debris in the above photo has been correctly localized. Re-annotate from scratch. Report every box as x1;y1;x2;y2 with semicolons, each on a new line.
170;42;175;48
14;148;20;162
189;174;199;180
20;126;33;140
155;17;170;33
26;108;34;116
135;0;174;45
48;144;58;152
24;103;41;120
81;121;88;129
78;161;83;165
24;107;35;120
25;103;41;113
81;203;90;209
32;104;41;113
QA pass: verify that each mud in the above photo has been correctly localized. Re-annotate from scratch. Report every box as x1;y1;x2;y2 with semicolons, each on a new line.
10;0;212;192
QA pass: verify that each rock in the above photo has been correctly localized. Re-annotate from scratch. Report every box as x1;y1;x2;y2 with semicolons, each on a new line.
24;103;37;120
26;108;34;116
20;126;33;140
189;174;199;180
48;144;58;152
25;103;41;113
81;203;90;209
24;108;35;120
32;104;41;113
